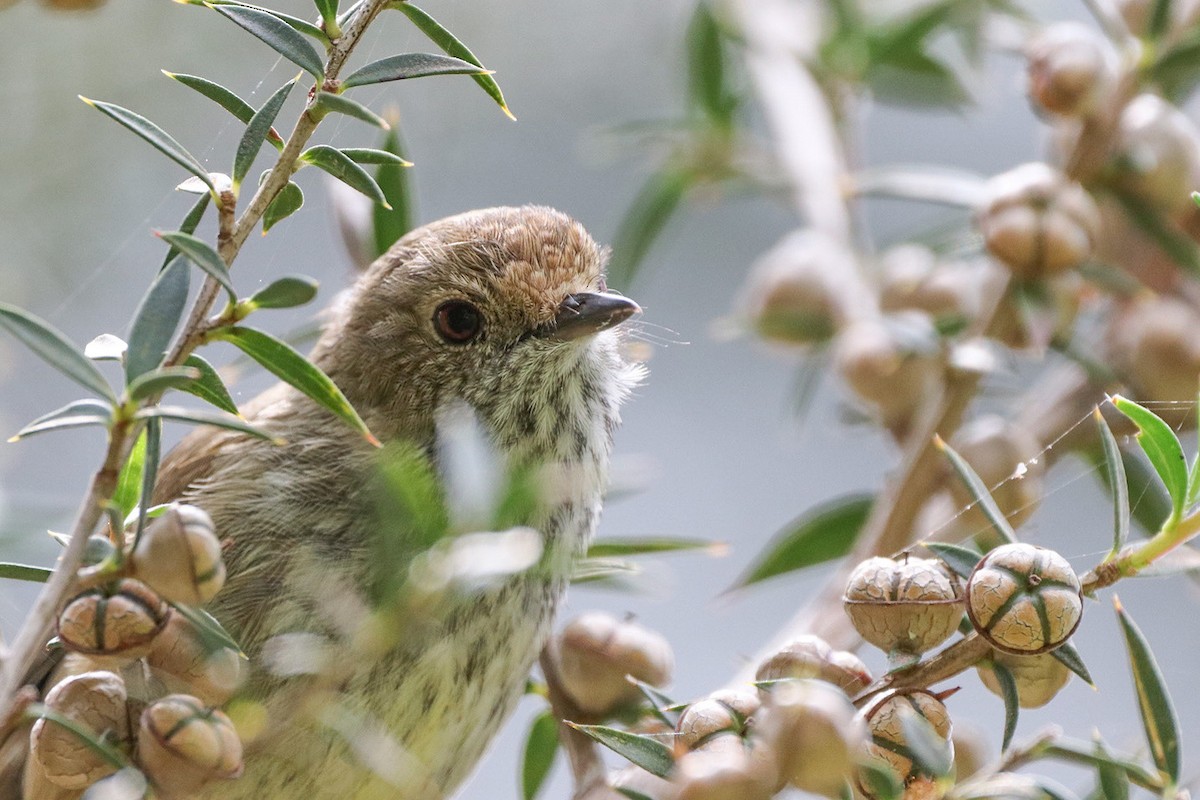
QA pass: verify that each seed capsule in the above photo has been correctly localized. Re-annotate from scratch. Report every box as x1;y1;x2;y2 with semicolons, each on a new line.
755;635;871;696
976;651;1071;708
137;694;243;798
675;691;758;751
858;689;953;798
554;612;674;717
1117;94;1200;216
844;557;963;655
29;671;130;790
757;679;867;798
966;543;1082;654
833;316;942;436
57;579;169;665
130;504;225;606
1025;23;1115;117
146;611;243;707
672;739;778;800
1108;295;1200;427
878;245;980;328
978;163;1100;280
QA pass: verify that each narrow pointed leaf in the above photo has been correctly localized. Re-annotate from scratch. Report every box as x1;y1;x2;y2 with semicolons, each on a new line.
395;3;514;118
935;435;1018;543
112;430;147;521
1051;640;1095;686
211;326;377;444
987;660;1020;751
211;4;326;79
568;724;673;778
302;145;390;207
341;52;486;90
1095;408;1131;555
587;537;721;558
1112;395;1187;522
85;333;127;362
26;704;130;769
247;275;319;309
521;711;559;800
262;181;305;233
857;761;903;800
136;404;281;443
0;563;53;583
170;603;245;657
163;71;284;149
1117;448;1173;534
685;1;736;128
1043;738;1163;791
191;0;328;42
179;354;239;415
157;231;235;300
126;257;190;383
1094;739;1131;800
341;147;412;167
1114;597;1180;782
373;126;414;256
313;0;338;29
161;192;212;271
312;92;389;129
923;540;983;580
336;0;362;27
136;416;162;538
897;702;954;777
11;399;113;441
80;98;216;196
128;366;202;403
0;303;115;401
234;78;297;187
728;493;872;591
608;168;691;289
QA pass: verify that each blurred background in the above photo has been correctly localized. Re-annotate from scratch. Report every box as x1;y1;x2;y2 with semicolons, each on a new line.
1;0;1197;797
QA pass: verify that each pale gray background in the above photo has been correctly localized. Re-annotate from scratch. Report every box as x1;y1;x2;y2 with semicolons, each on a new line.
0;1;1196;797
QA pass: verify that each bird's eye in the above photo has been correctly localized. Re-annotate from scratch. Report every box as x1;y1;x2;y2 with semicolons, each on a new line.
433;300;483;343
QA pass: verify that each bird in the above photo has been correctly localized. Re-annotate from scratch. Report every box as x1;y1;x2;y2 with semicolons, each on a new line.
11;205;646;799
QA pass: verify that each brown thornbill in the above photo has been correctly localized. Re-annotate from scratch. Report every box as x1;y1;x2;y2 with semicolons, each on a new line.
13;206;646;799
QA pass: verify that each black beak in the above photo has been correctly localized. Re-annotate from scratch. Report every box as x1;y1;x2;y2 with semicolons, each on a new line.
536;292;640;341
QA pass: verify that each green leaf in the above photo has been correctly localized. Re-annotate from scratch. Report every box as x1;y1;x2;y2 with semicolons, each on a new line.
136;416;162;538
521;711;559;800
1051;640;1095;687
987;660;1020;751
1112;395;1187;523
125;257;190;383
394;3;514;119
866;49;970;109
896;701;954;778
607;168;691;289
80;98;217;198
9;399;113;441
248;276;319;309
570;557;640;587
0;303;115;402
193;0;329;43
685;1;736;128
170;603;245;656
211;326;377;444
313;0;338;31
1111;190;1200;278
25;704;130;769
312;92;389;129
856;760;903;800
112;429;147;521
1149;32;1200;101
373;126;414;256
341;148;412;167
161;192;212;272
935;435;1018;544
156;231;236;300
587;537;721;558
0;563;53;583
1094;738;1131;800
1114;596;1180;782
1095;408;1131;556
568;724;674;778
128;366;202;403
728;493;872;591
136;404;282;443
234;77;297;189
341;52;486;90
1043;738;1162;792
263;181;305;233
179;354;239;415
84;333;128;362
1148;0;1173;39
302;145;390;208
1117;448;1173;535
211;4;326;80
923;540;983;580
163;71;284;149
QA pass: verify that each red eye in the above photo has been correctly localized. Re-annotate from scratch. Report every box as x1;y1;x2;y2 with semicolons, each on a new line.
433;300;482;343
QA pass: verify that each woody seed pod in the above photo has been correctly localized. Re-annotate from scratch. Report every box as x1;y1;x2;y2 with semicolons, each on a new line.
1025;23;1116;117
976;651;1071;708
978;163;1100;280
755;635;872;696
757;679;867;798
966;543;1082;654
130;504;225;606
844;556;963;655
833;315;942;435
1108;295;1200;427
878;245;981;328
1117;94;1200;216
676;694;755;750
57;579;169;665
555;612;674;717
137;694;243;798
858;689;953;798
28;671;129;790
146;610;243;707
673;739;779;800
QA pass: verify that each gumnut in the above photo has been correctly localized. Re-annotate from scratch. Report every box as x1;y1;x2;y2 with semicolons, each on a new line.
675;690;758;750
1025;22;1116;117
130;503;225;606
137;694;243;798
57;579;169;665
736;229;858;345
977;162;1100;279
977;651;1071;708
754;635;872;696
28;671;130;790
833;314;942;435
1108;294;1200;427
858;689;953;798
672;738;779;800
844;556;963;655
1117;94;1200;216
146;610;243;707
554;612;674;717
945;415;1045;537
756;679;867;798
966;543;1082;654
878;245;981;328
